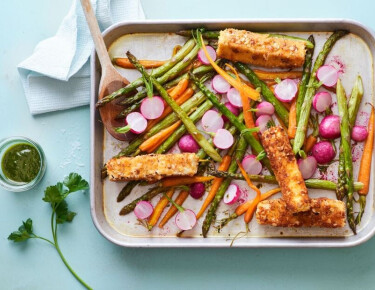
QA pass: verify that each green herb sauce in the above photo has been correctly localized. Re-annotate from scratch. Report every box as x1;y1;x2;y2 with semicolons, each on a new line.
1;143;41;183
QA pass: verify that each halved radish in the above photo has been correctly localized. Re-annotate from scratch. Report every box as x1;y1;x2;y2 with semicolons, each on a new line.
313;91;332;113
115;112;148;134
223;184;240;204
198;46;216;65
241;154;263;175
202;110;224;132
212;75;231;94
255;115;273;133
297;156;317;179
175;209;197;230
140;96;164;120
316;65;338;87
274;79;298;102
134;201;153;219
227;87;243;108
256;101;275;117
213;129;234;149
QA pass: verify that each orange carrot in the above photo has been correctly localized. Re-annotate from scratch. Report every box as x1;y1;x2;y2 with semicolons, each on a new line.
235;187;281;218
140;121;182;153
158;190;189;228
113;58;166;69
236;161;262;223
288;100;297;139
161;176;214;188
169;78;189;98
303;134;317;153
196;155;232;219
226;64;258;140
200;35;260;101
148;188;175;229
253;69;302;80
358;107;374;195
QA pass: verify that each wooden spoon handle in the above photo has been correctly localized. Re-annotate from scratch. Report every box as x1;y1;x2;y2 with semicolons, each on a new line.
80;0;112;69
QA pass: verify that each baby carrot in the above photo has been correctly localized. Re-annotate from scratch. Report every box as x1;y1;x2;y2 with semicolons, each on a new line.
253;69;302;80
140;121;182;153
196;155;232;219
358;107;374;195
148;188;175;229
303;134;317;153
288;99;297;139
161;176;214;188
235;188;281;216
113;58;166;69
236;161;262;223
158;190;189;228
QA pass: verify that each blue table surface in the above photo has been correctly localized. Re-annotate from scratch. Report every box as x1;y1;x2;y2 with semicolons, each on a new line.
1;0;375;289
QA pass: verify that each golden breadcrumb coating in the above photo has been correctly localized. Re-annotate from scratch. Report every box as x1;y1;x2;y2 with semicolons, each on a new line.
106;153;199;182
260;126;310;213
256;198;346;228
217;29;306;68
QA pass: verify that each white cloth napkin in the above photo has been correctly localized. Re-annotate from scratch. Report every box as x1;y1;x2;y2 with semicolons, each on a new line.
17;0;145;115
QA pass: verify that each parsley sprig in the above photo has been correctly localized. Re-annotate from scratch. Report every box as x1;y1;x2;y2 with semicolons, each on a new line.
8;173;91;289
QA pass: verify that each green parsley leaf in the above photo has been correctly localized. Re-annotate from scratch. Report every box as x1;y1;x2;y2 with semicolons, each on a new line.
55;200;76;224
8;218;34;242
63;173;89;193
43;182;67;203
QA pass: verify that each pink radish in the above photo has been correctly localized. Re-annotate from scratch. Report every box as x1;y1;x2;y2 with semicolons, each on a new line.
223;184;240;204
255;115;273;133
316;65;338;87
256;101;275;117
312;141;336;164
140;96;164;120
313;92;332;113
202;110;224;132
198;46;216;65
213;129;234;149
274;79;298;102
212;75;231;94
319;115;341;139
241;154;263;175
178;135;200;153
351;126;368;142
134;201;153;219
297;156;318;179
222;102;240;122
175;209;197;231
115;112;147;134
190;182;206;199
227;87;242;108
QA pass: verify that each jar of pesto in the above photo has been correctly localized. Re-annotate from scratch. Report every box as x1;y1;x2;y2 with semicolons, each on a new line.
0;137;46;192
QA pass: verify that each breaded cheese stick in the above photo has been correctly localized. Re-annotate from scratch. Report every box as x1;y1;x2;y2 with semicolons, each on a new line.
106;153;199;182
217;29;306;68
260;126;310;212
256;198;346;228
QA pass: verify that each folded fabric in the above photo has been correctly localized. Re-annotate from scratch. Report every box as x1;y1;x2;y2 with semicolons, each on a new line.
18;0;145;115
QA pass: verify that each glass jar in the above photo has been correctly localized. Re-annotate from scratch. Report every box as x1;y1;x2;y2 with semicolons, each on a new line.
0;136;46;192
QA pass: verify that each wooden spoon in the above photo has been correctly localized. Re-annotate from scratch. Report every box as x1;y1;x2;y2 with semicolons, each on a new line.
80;0;129;141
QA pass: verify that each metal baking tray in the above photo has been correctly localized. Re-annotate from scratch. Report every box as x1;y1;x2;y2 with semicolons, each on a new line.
90;19;375;247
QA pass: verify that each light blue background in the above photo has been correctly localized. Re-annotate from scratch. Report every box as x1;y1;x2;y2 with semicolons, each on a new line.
1;0;374;289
